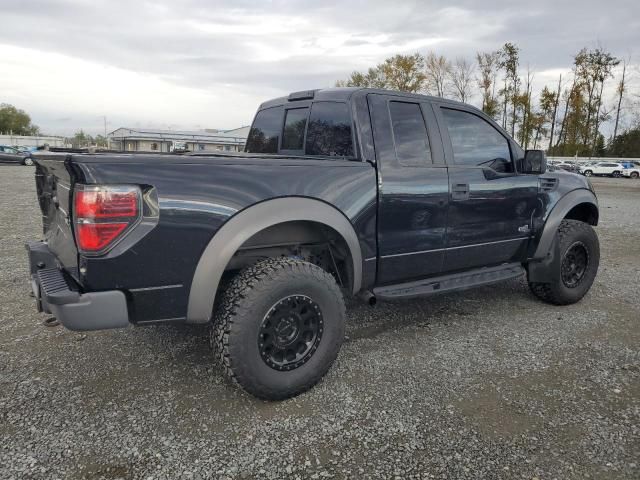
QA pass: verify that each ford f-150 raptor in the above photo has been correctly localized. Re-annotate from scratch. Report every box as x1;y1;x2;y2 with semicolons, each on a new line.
26;88;600;399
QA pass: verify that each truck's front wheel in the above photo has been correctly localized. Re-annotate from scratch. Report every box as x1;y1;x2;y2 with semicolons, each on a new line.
211;257;346;400
528;219;599;305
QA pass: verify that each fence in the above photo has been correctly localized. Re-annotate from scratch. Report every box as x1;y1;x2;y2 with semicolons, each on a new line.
0;134;69;148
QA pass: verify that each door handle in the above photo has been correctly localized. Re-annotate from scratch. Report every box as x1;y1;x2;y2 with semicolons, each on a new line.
451;183;470;201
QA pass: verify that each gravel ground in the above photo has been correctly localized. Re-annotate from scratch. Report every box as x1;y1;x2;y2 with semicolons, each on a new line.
0;165;638;480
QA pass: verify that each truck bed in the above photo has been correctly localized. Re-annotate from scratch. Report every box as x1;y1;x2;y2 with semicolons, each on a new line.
32;151;377;324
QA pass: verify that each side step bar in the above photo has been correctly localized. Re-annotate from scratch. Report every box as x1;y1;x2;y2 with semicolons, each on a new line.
373;263;525;300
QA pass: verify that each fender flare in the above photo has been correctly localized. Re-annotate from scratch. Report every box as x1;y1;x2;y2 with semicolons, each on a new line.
532;188;598;260
186;197;363;323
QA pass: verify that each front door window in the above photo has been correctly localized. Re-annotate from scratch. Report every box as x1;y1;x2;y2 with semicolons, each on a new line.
441;108;513;173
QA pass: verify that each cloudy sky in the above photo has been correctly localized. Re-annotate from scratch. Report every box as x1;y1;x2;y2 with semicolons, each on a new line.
1;0;638;136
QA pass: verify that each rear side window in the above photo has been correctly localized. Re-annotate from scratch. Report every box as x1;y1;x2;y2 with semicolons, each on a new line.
442;108;512;172
245;106;283;153
305;102;354;157
389;101;431;166
281;107;309;151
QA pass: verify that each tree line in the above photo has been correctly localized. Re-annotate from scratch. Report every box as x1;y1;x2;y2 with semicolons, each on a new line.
336;44;639;157
67;130;108;148
0;104;109;148
0;103;40;136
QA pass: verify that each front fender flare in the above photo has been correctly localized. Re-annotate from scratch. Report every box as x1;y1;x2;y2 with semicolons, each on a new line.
186;197;363;323
527;189;598;283
532;188;598;261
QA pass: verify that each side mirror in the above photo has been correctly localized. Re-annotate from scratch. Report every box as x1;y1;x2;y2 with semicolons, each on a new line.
521;149;547;174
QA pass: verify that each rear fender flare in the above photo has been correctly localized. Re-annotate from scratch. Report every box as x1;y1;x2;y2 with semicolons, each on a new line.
186;197;363;323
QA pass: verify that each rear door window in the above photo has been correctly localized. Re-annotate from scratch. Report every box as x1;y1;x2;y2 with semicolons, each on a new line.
305;102;354;157
389;101;431;166
245;106;284;153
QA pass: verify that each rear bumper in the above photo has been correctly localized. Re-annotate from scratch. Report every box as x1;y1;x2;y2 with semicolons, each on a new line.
26;241;130;331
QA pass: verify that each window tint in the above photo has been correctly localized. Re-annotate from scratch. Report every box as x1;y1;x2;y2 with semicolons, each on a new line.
245;106;283;153
305;102;353;157
281;107;309;150
389;102;431;166
442;108;512;172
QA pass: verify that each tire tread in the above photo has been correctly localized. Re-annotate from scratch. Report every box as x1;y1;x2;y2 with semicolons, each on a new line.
529;219;598;305
211;257;345;400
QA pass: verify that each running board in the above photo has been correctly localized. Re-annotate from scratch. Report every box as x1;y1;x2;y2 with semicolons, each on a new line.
373;263;525;300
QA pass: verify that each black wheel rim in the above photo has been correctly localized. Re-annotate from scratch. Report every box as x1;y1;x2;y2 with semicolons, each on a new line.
561;241;589;288
258;295;323;371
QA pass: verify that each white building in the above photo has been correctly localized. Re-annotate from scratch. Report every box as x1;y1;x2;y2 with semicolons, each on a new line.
107;126;250;153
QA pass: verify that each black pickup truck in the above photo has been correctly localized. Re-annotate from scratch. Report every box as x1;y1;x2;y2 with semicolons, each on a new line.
27;88;600;399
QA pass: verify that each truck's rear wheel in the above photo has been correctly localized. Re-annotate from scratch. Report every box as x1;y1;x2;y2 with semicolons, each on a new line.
211;257;345;400
528;219;599;305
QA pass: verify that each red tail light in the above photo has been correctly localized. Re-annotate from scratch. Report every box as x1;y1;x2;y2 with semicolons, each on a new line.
75;189;138;218
73;185;141;253
76;223;129;251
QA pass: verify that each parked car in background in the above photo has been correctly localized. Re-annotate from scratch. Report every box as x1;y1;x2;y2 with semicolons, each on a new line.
622;166;640;179
555;163;578;172
579;162;625;177
14;145;38;153
0;145;34;165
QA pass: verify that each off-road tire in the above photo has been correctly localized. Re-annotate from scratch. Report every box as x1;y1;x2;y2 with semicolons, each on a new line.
528;219;599;305
211;257;346;400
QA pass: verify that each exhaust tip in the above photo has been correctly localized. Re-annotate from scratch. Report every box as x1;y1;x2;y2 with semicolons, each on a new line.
357;290;377;307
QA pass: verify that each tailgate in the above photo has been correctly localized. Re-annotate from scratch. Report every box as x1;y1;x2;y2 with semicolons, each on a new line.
33;154;79;277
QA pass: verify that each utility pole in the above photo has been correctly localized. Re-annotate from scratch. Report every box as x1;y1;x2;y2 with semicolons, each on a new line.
548;74;562;151
613;59;627;142
103;116;108;149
